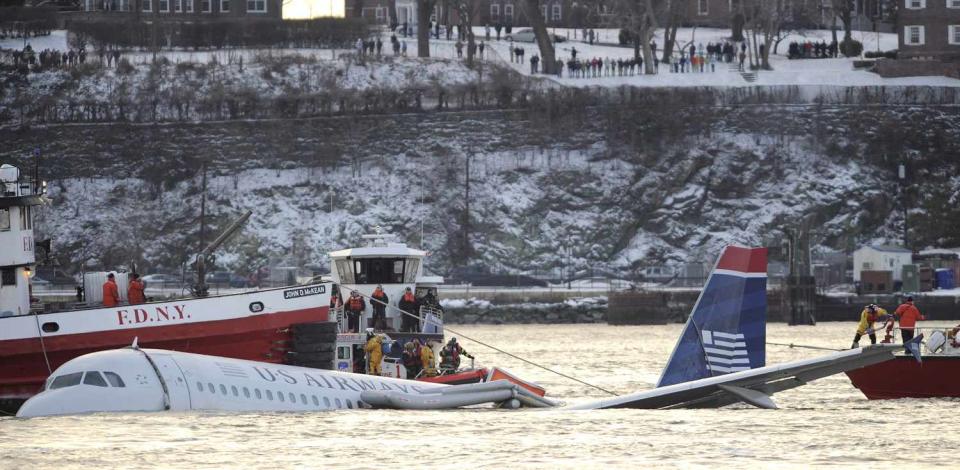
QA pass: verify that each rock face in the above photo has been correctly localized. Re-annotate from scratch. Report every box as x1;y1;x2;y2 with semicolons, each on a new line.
2;89;959;277
443;298;607;324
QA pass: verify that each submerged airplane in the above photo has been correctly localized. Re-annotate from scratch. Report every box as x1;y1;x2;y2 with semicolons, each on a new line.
17;246;917;417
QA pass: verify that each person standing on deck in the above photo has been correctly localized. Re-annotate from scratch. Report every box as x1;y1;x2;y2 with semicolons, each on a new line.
102;273;120;307
345;291;366;333
851;304;887;349
398;287;419;332
127;273;146;305
370;284;389;330
894;296;925;343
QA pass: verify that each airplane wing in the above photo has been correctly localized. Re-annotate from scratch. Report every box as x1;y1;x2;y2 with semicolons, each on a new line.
569;343;910;410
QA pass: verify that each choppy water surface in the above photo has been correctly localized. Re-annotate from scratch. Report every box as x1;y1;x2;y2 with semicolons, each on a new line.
3;322;957;469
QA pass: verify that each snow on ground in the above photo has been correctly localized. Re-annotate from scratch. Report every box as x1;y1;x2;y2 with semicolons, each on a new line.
0;30;69;52
471;27;960;88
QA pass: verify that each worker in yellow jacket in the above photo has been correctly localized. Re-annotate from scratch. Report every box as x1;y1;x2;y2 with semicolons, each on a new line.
420;341;437;377
364;334;383;375
851;304;887;349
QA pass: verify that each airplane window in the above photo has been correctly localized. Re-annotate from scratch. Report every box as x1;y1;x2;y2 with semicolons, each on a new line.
104;372;125;388
83;371;108;387
49;372;83;390
278;391;285;402
231;385;239;397
335;398;342;408
255;389;262;399
208;383;215;394
300;394;307;405
218;384;226;395
266;390;273;400
323;397;331;408
346;400;353;409
197;382;204;392
243;387;251;398
289;392;296;403
312;396;319;406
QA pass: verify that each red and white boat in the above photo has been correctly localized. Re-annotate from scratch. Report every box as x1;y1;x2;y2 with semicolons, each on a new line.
846;326;960;399
0;164;331;410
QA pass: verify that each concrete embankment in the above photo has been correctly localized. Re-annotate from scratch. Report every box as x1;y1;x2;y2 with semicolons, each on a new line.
607;290;960;324
442;298;607;325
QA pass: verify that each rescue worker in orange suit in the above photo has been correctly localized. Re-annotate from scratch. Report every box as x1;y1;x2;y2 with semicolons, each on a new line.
402;342;421;379
127;273;146;305
364;333;383;375
345;291;366;333
370;284;389;330
398;287;419;332
851;304;887;349
102;273;120;307
420;340;437;377
894;296;925;343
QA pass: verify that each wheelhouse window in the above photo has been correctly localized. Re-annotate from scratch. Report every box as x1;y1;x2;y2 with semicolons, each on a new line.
1;268;15;286
49;372;83;390
0;208;10;231
353;258;409;284
20;206;31;230
83;371;108;387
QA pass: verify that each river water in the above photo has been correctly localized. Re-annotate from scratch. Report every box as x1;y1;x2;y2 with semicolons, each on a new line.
2;322;957;469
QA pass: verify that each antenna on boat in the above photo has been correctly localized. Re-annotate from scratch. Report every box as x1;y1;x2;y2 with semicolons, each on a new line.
190;164;253;298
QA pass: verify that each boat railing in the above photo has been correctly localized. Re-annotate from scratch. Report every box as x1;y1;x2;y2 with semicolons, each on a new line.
419;304;444;335
333;305;347;333
880;324;960;354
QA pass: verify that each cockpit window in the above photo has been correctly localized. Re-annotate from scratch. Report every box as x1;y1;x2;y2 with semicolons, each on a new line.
104;372;126;388
49;372;83;390
83;371;108;387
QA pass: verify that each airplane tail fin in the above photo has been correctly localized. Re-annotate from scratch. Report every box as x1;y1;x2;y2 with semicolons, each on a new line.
656;246;768;388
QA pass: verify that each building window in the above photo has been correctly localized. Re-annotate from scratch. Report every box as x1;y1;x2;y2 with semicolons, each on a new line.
699;0;708;15
552;3;560;20
143;0;152;11
950;0;960;8
158;0;168;10
173;0;181;11
905;25;925;45
905;0;924;8
186;0;193;11
246;0;265;12
490;3;499;20
201;0;209;10
950;25;960;44
221;0;229;12
375;6;385;20
504;3;513;20
1;268;15;286
540;4;546;18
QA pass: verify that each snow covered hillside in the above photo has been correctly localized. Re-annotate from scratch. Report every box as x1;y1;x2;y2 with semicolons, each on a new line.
4;98;959;278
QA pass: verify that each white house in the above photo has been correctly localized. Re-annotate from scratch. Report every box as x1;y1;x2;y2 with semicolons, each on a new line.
853;245;913;282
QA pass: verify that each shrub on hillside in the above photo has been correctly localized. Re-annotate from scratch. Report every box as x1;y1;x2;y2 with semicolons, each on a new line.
840;39;863;57
117;58;135;75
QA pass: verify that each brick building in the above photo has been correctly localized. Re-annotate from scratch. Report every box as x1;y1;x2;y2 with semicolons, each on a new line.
899;0;960;60
79;0;282;20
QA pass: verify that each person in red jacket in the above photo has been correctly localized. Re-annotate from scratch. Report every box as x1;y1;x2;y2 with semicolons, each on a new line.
894;296;925;343
127;273;146;305
102;273;120;307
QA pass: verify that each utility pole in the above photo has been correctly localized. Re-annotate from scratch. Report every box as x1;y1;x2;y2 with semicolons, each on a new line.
899;162;908;249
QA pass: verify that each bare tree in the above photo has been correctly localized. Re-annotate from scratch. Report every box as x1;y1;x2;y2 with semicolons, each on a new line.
417;0;437;57
606;0;663;74
659;0;687;64
518;0;557;74
831;0;854;41
454;0;480;65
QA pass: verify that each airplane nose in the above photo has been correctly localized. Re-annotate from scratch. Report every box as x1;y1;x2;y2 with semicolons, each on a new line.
17;392;64;418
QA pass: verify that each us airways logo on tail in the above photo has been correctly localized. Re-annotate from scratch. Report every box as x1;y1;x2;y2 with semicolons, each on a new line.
702;330;750;373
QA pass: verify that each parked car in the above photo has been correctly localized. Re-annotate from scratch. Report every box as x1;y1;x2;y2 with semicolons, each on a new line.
205;271;248;288
506;29;566;43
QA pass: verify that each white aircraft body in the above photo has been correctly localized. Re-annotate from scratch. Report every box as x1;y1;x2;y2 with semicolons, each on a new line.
17;246;918;417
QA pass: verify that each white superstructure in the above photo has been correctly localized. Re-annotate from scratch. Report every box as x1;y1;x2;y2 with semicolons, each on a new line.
0;164;44;318
329;231;443;331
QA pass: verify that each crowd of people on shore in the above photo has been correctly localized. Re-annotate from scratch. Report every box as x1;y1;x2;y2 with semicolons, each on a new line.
788;40;840;59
